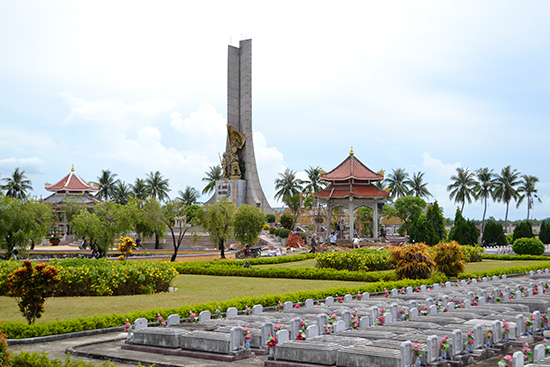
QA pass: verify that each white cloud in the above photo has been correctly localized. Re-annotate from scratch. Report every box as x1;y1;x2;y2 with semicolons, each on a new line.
421;152;461;180
0;157;47;175
253;131;286;206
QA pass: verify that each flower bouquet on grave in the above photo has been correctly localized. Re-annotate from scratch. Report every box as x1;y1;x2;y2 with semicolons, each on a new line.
419;305;429;317
439;335;449;359
356;292;362;301
243;327;252;348
544;282;549;294
466;331;475;352
215;308;223;319
245;305;251;315
157;313;166;327
502;320;510;341
496;291;504;303
485;328;493;347
189;311;199;323
297;319;308;341
124;318;133;340
498;354;513;367
276;300;284;312
412;342;422;366
522;343;533;364
526;315;534;334
543;313;550;330
336;294;343;303
399;287;406;295
350;309;359;329
326;314;337;334
294;300;301;309
384;288;389;298
534;284;539;295
545;342;550;357
267;333;278;350
377;315;385;326
399;307;409;321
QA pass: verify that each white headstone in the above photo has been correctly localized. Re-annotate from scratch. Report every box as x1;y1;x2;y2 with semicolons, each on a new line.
341;310;351;329
134;318;148;330
426;297;434;307
464;299;471;308
276;329;289;344
305;324;319;338
445;281;451;288
390;303;398;321
482;277;488;282
504;287;511;302
400;341;413;367
432;283;440;290
409;300;418;309
447;301;455;311
304;299;314;308
344;294;353;303
261;322;274;346
283;301;294;312
252;304;263;315
198;310;211;322
230;326;244;351
452;329;462;355
391;288;398;297
473;324;483;349
538;284;543;296
534;344;546;362
429;305;438;316
529;270;535;277
226;307;238;319
513;351;524;367
334;320;345;333
406;286;413;295
533;311;541;331
290;318;301;340
480;290;487;305
409;307;419;320
472;278;477;284
442;295;449;306
492;320;503;343
359;315;371;328
370;307;379;322
492;275;499;281
362;292;370;300
325;296;334;306
427;335;439;363
420;285;426;293
384;311;394;324
502;274;507;280
460;280;467;287
317;313;328;334
166;314;180;326
516;314;525;337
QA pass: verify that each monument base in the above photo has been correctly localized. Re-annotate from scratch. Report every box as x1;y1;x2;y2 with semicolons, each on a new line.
215;180;247;208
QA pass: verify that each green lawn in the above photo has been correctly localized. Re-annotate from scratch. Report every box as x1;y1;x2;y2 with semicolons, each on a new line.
1;258;548;325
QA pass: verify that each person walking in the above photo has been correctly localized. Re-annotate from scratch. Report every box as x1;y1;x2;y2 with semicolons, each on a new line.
309;233;317;253
330;232;337;246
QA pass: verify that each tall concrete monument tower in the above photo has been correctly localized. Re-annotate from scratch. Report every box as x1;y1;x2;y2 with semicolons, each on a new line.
215;39;273;214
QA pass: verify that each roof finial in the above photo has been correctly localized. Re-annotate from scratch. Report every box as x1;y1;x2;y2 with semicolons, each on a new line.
350;146;354;155
71;165;75;172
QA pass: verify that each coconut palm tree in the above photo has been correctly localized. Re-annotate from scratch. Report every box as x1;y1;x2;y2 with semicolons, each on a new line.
474;167;496;233
447;167;476;213
406;172;432;199
274;168;303;202
494;165;521;233
303;166;326;194
385;168;409;200
1;168;33;199
131;178;149;200
201;165;223;195
113;182;131;205
145;171;171;202
177;186;200;206
94;169;119;201
516;175;541;221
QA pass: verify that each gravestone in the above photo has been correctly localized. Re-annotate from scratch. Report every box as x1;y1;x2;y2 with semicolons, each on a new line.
325;296;334;306
390;303;398;320
198;310;211;322
406;286;413;295
252;304;263;315
134;318;148;330
230;326;244;351
427;335;439;363
342;310;351;329
304;299;314;308
359;316;371;328
433;283;440;290
429;305;438;316
482;277;488;282
480;290;487;305
534;344;545;362
446;301;455;311
420;285;426;293
317;314;328;334
502;274;507;280
513;351;524;367
384;311;393;324
409;300;418;309
516;285;523;299
529;270;535;277
516;314;525;337
533;311;541;331
494;288;500;302
538;284;543;296
334;320;346;333
409;307;419;320
473;324;483;349
391;289;398;298
460;280;467;287
306;324;319;338
527;288;533;297
362;292;370;300
504;287;511;302
492;275;499;281
400;341;413;367
276;329;289;344
492;320;502;343
261;322;274;346
426;298;434;307
442;295;449;305
344;294;353;303
464;299;471;308
472;278;478;284
445;281;451;288
283;301;294;312
226;307;238;319
290;318;301;340
467;292;474;302
452;329;462;356
166;314;180;326
370;307;379;322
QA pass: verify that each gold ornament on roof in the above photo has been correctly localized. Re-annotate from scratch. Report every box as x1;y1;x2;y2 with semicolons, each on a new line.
350;147;354;155
71;165;75;172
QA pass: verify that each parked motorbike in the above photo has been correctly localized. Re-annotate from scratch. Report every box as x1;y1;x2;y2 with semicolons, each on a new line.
236;244;262;259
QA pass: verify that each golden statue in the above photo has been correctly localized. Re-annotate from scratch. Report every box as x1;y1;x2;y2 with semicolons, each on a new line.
223;126;247;179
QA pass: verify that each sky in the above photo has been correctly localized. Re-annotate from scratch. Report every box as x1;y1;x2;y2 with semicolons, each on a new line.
1;1;549;222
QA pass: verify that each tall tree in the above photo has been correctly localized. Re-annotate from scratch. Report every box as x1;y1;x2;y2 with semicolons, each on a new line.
131;178;149;200
447;167;476;213
1;168;33;199
198;198;235;259
274;168;303;202
474;167;496;233
113;182;131;205
177;186;200;206
494;165;521;233
283;193;302;230
385;168;409;200
145;171;171;202
406;172;432;199
163;200;198;261
201;165;223;195
94;170;119;201
516;175;542;221
303;166;326;194
233;204;266;246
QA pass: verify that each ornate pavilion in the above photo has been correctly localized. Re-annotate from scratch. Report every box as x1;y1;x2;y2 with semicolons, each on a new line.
315;149;389;240
43;166;99;234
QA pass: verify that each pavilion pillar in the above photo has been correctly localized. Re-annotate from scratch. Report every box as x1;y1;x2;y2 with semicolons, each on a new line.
373;203;378;240
349;197;354;240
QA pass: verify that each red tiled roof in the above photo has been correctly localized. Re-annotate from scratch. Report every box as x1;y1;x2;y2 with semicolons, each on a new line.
315;183;389;199
321;154;383;182
45;169;99;192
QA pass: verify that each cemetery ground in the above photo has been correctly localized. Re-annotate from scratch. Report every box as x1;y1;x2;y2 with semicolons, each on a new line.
4;258;550;366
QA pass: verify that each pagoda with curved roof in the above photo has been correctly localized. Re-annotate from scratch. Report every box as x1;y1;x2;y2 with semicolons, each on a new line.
315;148;389;240
43;166;99;234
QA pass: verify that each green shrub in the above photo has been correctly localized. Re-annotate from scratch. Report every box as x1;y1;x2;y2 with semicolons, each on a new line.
432;241;465;277
513;221;534;242
482;221;507;246
390;243;435;280
506;233;514;245
280;214;294;229
266;214;276;224
316;249;395;272
448;209;479;245
513;237;545;255
269;227;276;235
278;229;291;239
11;351;139;367
462;245;484;262
0;322;12;366
540;222;550;244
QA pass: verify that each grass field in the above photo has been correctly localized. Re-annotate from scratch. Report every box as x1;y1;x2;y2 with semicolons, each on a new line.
0;258;547;325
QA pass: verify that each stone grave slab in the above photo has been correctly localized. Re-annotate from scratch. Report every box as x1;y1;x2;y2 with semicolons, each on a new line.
336;345;401;367
273;341;341;365
131;327;187;348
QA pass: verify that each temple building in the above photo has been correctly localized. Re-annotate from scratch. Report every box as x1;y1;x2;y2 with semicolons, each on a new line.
315;149;389;240
43;166;99;234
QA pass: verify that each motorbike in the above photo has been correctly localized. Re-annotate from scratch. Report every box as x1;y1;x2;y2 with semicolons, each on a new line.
236;244;262;259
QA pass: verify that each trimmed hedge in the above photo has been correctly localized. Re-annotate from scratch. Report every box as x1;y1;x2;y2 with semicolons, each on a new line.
0;258;178;297
316;249;395;272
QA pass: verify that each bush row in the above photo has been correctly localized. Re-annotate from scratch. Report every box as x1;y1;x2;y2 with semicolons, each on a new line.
8;351;148;367
218;253;316;266
0;258;178;297
481;254;550;261
316;248;395;272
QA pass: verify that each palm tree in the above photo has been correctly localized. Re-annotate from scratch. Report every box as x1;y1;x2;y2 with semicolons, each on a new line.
447;167;476;213
274;168;303;202
303;166;326;194
1;168;33;199
113;182;131;205
406;172;432;199
94;169;119;201
474;167;496;233
385;168;409;200
494;165;521;233
202;165;223;195
145;171;171;202
131;178;149;200
516;175;541;221
177;186;200;206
